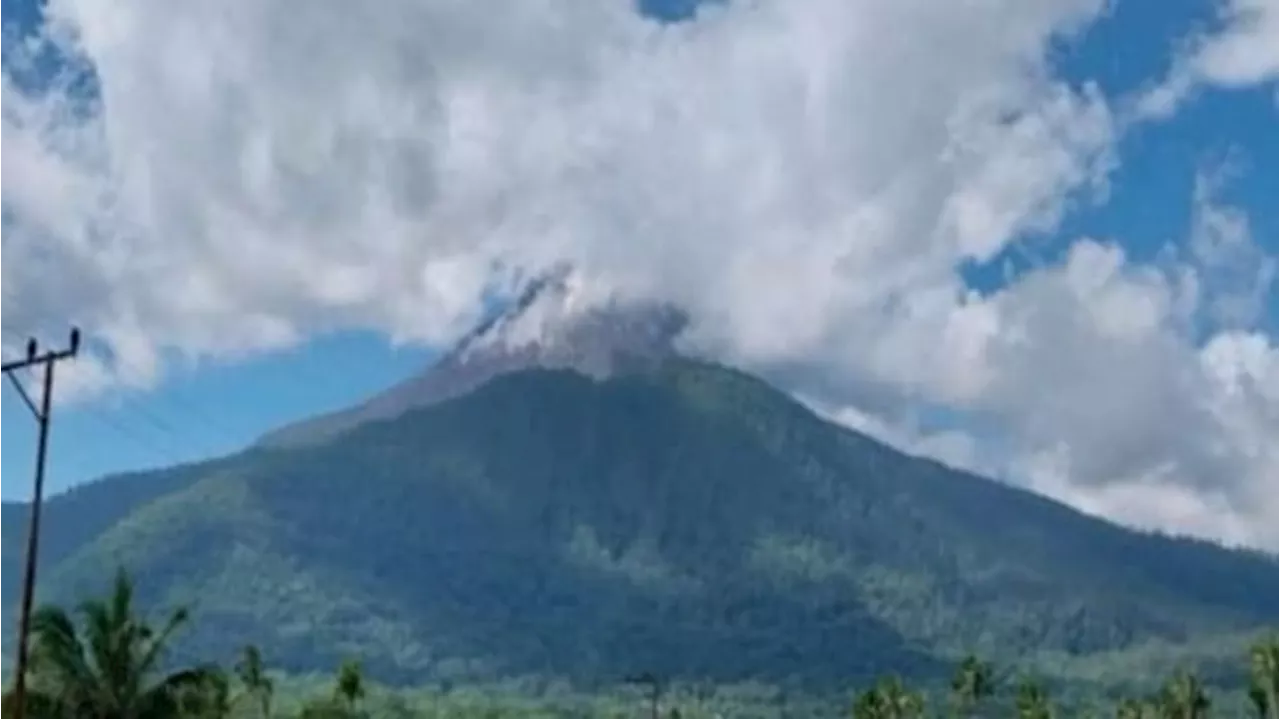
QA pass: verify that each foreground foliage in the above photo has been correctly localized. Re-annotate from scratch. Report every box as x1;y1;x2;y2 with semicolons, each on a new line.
1;572;1275;718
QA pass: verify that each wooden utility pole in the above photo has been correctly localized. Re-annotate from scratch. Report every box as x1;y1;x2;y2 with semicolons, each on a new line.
625;671;663;719
3;328;80;719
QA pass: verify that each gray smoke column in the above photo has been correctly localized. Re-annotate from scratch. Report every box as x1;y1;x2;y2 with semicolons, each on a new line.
256;268;689;450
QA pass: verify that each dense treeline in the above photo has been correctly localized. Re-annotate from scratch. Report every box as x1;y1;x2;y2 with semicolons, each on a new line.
2;570;1275;718
5;363;1275;687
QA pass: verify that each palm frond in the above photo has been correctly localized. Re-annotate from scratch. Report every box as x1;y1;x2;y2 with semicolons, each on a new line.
136;606;190;678
29;605;98;703
79;597;123;685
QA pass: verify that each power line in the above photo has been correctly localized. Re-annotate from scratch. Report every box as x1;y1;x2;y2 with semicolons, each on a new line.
3;327;80;719
2;326;246;453
72;402;195;469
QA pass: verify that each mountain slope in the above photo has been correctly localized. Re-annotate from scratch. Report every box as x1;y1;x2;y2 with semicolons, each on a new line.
4;359;1275;690
1;457;231;604
257;271;687;450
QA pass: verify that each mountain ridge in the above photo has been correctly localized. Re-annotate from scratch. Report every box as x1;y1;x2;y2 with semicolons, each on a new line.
4;358;1275;690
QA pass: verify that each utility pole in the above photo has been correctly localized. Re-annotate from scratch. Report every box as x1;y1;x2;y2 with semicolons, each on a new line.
625;671;663;719
3;328;79;719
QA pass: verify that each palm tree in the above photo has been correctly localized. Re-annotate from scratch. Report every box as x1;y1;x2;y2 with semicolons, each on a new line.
19;567;222;718
1249;636;1278;719
882;676;925;719
234;644;274;718
1014;677;1053;719
853;676;925;719
293;659;368;719
854;684;885;719
950;655;994;718
1158;670;1209;719
334;659;366;713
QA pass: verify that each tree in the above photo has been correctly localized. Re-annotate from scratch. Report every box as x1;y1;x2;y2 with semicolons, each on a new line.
1254;675;1274;716
853;685;886;719
294;660;368;719
235;644;274;718
18;567;223;719
334;659;366;713
1249;636;1279;719
950;655;995;718
174;669;232;719
1015;677;1053;719
853;676;925;719
1158;671;1209;719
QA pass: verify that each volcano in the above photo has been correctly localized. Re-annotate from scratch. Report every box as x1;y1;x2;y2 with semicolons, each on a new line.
2;279;1274;692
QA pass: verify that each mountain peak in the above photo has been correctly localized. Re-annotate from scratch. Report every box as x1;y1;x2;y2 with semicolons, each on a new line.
257;271;688;449
449;267;687;374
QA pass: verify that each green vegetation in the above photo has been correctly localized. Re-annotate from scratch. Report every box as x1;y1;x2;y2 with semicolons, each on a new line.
1;569;224;718
4;571;1277;717
2;361;1276;693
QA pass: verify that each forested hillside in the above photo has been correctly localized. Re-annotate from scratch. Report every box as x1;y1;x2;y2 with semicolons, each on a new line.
6;568;1277;717
3;360;1274;695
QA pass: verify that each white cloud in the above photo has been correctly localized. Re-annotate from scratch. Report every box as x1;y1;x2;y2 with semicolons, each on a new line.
1;0;1276;548
1130;0;1278;121
4;0;1111;364
812;232;1277;550
1192;0;1280;86
1185;164;1278;330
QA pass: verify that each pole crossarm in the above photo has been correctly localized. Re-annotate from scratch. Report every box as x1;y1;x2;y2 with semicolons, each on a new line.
1;327;80;719
1;347;80;374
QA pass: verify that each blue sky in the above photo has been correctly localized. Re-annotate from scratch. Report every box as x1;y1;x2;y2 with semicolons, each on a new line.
2;330;433;495
971;0;1277;283
1;0;1276;546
